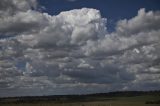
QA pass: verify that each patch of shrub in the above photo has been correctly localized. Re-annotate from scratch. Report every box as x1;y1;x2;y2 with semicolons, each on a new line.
145;100;160;104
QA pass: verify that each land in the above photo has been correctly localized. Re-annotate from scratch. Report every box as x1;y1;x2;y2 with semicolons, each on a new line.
0;91;160;106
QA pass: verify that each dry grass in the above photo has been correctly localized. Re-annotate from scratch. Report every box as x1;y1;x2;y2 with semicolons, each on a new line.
1;101;160;106
1;95;160;106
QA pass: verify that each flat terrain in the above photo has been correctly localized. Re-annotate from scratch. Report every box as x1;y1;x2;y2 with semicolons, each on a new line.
0;91;160;106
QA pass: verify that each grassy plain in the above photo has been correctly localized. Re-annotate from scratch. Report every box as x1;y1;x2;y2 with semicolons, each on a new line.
0;92;160;106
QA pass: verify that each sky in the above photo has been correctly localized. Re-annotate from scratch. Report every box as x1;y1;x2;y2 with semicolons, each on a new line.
0;0;160;97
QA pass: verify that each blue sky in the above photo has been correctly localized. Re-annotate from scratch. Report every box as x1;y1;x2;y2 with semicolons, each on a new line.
0;0;160;97
38;0;160;32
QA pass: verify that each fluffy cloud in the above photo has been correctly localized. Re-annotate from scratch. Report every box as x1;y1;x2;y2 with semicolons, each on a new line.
0;0;37;16
18;8;106;48
0;0;47;36
0;0;160;97
116;8;160;36
82;9;160;56
0;11;49;35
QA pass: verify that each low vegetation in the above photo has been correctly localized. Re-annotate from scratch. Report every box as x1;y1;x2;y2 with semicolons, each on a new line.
0;91;160;106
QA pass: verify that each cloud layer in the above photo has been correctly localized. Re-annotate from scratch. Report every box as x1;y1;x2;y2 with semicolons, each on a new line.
0;0;160;97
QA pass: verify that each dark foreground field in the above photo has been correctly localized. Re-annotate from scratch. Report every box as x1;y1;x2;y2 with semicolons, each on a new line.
0;91;160;106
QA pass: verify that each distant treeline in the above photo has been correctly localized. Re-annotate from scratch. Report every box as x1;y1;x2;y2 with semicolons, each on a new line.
0;90;160;104
145;100;160;104
88;90;160;97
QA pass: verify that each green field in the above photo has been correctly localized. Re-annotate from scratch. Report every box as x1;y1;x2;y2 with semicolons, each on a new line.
1;95;160;106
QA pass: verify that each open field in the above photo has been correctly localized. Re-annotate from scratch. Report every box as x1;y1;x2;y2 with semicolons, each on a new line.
0;91;160;106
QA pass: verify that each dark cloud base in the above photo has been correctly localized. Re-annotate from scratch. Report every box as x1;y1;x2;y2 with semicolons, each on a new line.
0;0;160;97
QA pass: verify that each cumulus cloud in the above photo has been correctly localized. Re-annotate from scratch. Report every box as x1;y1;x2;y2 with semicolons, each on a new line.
0;0;160;97
0;0;37;17
0;11;49;35
18;8;106;48
0;0;46;36
82;9;160;57
116;8;160;36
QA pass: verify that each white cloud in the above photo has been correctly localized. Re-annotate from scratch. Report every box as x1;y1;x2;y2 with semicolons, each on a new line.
0;0;160;96
82;9;160;57
0;0;38;17
20;8;107;47
77;59;94;69
116;8;160;36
